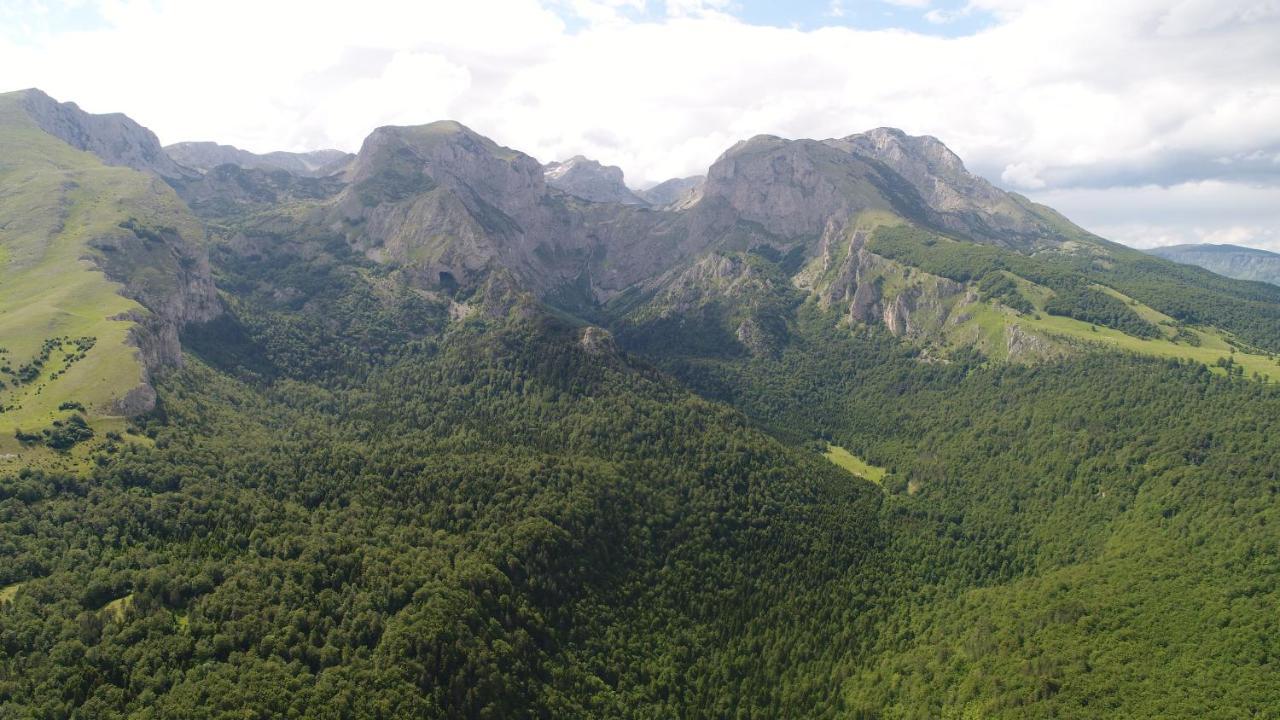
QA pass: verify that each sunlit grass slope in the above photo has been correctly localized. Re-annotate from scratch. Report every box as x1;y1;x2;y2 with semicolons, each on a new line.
0;91;172;453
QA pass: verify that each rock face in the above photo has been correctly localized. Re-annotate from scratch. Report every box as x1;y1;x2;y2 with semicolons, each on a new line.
578;326;617;355
1147;244;1280;286
826;128;1065;249
543;155;647;205
689;130;1074;255
19;88;197;180
638;175;704;207
165;141;353;177
328;122;694;302
694;135;896;241
93;219;222;373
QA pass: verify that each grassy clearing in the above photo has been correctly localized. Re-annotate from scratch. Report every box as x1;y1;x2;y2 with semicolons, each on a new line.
0;581;23;604
102;593;134;621
824;445;886;483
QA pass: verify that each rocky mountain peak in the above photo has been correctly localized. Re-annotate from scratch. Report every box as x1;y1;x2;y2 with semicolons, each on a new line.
344;121;545;219
543;155;646;205
827;127;1005;213
693;127;1078;251
17;88;196;180
699;135;892;239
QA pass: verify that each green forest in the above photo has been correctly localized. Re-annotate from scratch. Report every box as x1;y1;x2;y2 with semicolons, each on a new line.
3;243;1279;718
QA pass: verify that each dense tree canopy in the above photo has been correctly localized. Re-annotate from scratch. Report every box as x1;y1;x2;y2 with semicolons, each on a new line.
3;236;1280;719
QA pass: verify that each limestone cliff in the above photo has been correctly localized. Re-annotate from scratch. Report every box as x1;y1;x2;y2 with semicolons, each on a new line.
544;155;647;205
19;88;197;180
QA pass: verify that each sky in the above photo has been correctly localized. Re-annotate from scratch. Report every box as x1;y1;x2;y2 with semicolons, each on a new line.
1;0;1279;251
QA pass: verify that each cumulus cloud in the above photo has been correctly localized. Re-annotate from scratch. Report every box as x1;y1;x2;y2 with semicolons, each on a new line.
0;0;1277;249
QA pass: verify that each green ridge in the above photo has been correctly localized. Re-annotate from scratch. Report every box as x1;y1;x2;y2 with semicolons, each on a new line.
0;91;202;454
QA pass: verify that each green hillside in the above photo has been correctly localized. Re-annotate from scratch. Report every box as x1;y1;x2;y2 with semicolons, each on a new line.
0;91;208;461
0;92;146;456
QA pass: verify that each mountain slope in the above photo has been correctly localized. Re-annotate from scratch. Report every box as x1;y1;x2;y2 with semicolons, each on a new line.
621;134;1280;377
186;116;1280;377
18;88;196;180
638;175;703;206
297;121;693;305
0;90;217;457
1148;243;1280;285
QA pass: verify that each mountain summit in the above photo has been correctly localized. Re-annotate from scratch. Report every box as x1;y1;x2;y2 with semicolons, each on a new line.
17;88;196;180
543;155;647;205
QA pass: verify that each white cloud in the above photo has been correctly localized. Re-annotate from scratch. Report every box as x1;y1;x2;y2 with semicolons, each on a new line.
1030;181;1280;251
1001;162;1045;189
1;0;1278;250
662;0;732;18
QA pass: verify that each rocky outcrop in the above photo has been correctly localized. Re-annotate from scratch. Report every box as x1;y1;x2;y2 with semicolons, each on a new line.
19;88;197;180
683;128;1079;259
165;141;352;177
1005;323;1052;361
544;156;647;205
342;122;546;222
329;121;696;302
831;128;1002;214
579;326;617;355
695;135;893;241
825;128;1069;249
94;216;221;376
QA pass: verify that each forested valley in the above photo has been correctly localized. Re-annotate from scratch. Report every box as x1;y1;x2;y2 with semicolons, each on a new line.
3;242;1278;718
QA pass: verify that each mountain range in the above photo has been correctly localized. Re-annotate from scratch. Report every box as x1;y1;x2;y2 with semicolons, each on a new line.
1147;242;1280;286
3;88;1280;718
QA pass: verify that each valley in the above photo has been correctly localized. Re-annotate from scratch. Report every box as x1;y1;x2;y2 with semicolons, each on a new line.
2;88;1279;719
